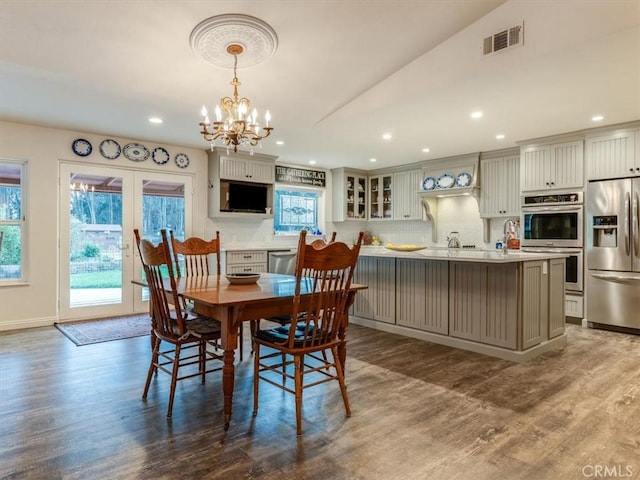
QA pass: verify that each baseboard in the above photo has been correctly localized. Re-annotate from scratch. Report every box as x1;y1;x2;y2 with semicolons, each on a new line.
0;315;58;332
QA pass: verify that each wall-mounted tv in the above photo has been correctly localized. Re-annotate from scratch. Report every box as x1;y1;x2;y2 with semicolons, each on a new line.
222;181;268;213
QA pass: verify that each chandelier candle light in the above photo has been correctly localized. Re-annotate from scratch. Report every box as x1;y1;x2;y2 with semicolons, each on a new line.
199;44;272;154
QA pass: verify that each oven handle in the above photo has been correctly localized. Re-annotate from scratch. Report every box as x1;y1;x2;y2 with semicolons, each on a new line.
521;247;581;254
521;205;583;212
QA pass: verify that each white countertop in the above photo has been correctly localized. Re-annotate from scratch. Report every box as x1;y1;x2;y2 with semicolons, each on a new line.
358;246;567;263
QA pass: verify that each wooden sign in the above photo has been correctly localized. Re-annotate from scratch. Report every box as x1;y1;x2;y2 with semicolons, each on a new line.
275;166;326;187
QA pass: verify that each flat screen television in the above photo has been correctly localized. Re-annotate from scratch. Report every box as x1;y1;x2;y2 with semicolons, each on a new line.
224;181;268;213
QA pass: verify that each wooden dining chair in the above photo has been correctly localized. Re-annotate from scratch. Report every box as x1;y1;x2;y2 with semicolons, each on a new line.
134;229;223;418
168;229;246;361
252;230;364;435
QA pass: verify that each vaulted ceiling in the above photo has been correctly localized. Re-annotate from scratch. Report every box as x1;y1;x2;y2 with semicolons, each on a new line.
1;1;639;170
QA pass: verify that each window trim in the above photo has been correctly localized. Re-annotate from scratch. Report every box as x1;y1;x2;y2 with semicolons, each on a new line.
0;159;28;285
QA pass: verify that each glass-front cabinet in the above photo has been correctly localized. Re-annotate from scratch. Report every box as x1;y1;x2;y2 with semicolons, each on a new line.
332;168;367;221
369;174;393;220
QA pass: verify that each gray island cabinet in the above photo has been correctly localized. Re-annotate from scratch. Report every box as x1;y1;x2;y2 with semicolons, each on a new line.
351;247;567;362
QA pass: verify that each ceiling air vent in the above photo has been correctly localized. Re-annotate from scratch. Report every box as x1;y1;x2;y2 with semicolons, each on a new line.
483;22;524;55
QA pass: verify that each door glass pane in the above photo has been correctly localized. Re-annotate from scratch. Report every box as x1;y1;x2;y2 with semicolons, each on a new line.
69;173;123;307
140;179;186;300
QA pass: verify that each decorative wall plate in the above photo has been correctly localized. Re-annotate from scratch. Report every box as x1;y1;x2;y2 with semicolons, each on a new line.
422;176;436;191
152;147;170;165
99;139;121;160
72;138;92;157
175;153;190;168
123;143;150;162
436;173;455;189
456;172;472;187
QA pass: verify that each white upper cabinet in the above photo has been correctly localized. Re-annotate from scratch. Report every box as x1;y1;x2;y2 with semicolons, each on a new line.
392;169;423;220
331;168;367;221
219;155;275;184
480;154;520;218
585;129;639;180
369;174;393;221
520;140;583;191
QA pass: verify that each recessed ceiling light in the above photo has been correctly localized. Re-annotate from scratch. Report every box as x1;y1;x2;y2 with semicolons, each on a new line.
422;148;430;153
308;160;316;165
148;117;163;124
591;115;604;122
382;133;392;140
276;140;284;145
496;134;505;140
470;111;483;119
369;158;377;163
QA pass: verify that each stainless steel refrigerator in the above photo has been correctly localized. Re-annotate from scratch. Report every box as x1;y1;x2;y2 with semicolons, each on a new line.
586;177;640;332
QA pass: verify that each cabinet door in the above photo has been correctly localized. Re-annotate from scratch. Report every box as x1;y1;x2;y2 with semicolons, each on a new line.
368;176;382;220
219;157;249;181
482;263;518;349
396;259;448;333
352;256;395;323
521;146;552;191
548;257;565;338
480;155;520;217
449;262;485;341
219;157;275;183
521;261;548;349
551;140;583;189
586;131;637;180
393;170;423;220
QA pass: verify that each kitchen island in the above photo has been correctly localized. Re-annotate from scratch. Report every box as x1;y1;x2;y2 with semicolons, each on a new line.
351;246;567;362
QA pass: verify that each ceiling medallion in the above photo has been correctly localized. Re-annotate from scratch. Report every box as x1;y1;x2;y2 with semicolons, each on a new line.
189;14;278;69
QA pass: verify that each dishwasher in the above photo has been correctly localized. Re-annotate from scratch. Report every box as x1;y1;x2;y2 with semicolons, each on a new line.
267;250;297;275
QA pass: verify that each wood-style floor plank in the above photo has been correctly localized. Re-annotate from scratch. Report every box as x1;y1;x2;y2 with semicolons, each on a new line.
1;323;639;480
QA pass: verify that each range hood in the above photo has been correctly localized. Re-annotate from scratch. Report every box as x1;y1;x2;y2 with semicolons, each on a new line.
416;153;480;242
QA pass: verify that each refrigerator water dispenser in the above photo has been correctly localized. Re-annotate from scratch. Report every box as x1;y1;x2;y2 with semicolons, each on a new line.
592;216;618;248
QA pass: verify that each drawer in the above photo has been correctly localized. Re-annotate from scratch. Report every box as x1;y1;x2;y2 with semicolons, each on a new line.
226;250;268;265
226;263;267;274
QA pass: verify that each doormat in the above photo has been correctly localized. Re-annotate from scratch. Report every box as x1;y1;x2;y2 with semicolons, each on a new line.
55;314;150;346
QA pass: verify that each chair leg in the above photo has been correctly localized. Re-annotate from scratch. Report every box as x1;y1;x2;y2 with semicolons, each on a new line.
167;344;182;418
294;354;304;435
238;323;243;361
199;341;206;384
252;342;260;416
143;336;160;399
332;346;351;417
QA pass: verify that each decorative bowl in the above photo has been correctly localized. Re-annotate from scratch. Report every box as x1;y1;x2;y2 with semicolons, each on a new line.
225;273;261;285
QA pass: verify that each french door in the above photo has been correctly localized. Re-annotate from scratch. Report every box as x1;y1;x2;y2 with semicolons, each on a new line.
59;163;193;320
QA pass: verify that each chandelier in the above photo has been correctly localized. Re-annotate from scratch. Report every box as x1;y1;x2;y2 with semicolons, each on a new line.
199;44;273;154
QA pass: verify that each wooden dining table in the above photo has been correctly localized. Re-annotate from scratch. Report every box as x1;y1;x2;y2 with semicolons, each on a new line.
164;272;366;430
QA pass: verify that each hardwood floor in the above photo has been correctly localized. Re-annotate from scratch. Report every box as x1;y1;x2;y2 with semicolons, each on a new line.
1;322;639;480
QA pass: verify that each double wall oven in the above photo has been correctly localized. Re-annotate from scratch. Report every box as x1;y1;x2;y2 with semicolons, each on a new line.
521;191;584;293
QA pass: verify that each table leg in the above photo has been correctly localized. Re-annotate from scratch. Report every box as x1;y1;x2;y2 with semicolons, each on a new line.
337;291;358;373
222;306;239;430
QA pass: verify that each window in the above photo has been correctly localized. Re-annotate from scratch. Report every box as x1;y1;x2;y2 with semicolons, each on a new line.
273;187;323;235
0;160;27;283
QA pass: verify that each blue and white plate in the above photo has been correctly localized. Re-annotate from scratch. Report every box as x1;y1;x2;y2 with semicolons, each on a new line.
152;147;170;165
422;176;436;191
72;138;92;157
123;143;150;162
436;173;455;189
456;172;472;187
175;153;189;168
99;139;121;160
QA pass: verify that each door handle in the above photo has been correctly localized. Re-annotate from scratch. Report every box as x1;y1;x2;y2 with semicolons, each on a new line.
634;192;639;257
625;192;631;256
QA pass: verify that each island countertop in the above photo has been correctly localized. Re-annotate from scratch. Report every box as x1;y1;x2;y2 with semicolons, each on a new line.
358;246;567;263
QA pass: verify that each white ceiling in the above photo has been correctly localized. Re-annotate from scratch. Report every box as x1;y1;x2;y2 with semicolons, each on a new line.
1;0;639;171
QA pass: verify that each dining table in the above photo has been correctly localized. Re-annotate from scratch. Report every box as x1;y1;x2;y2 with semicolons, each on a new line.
162;272;367;430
